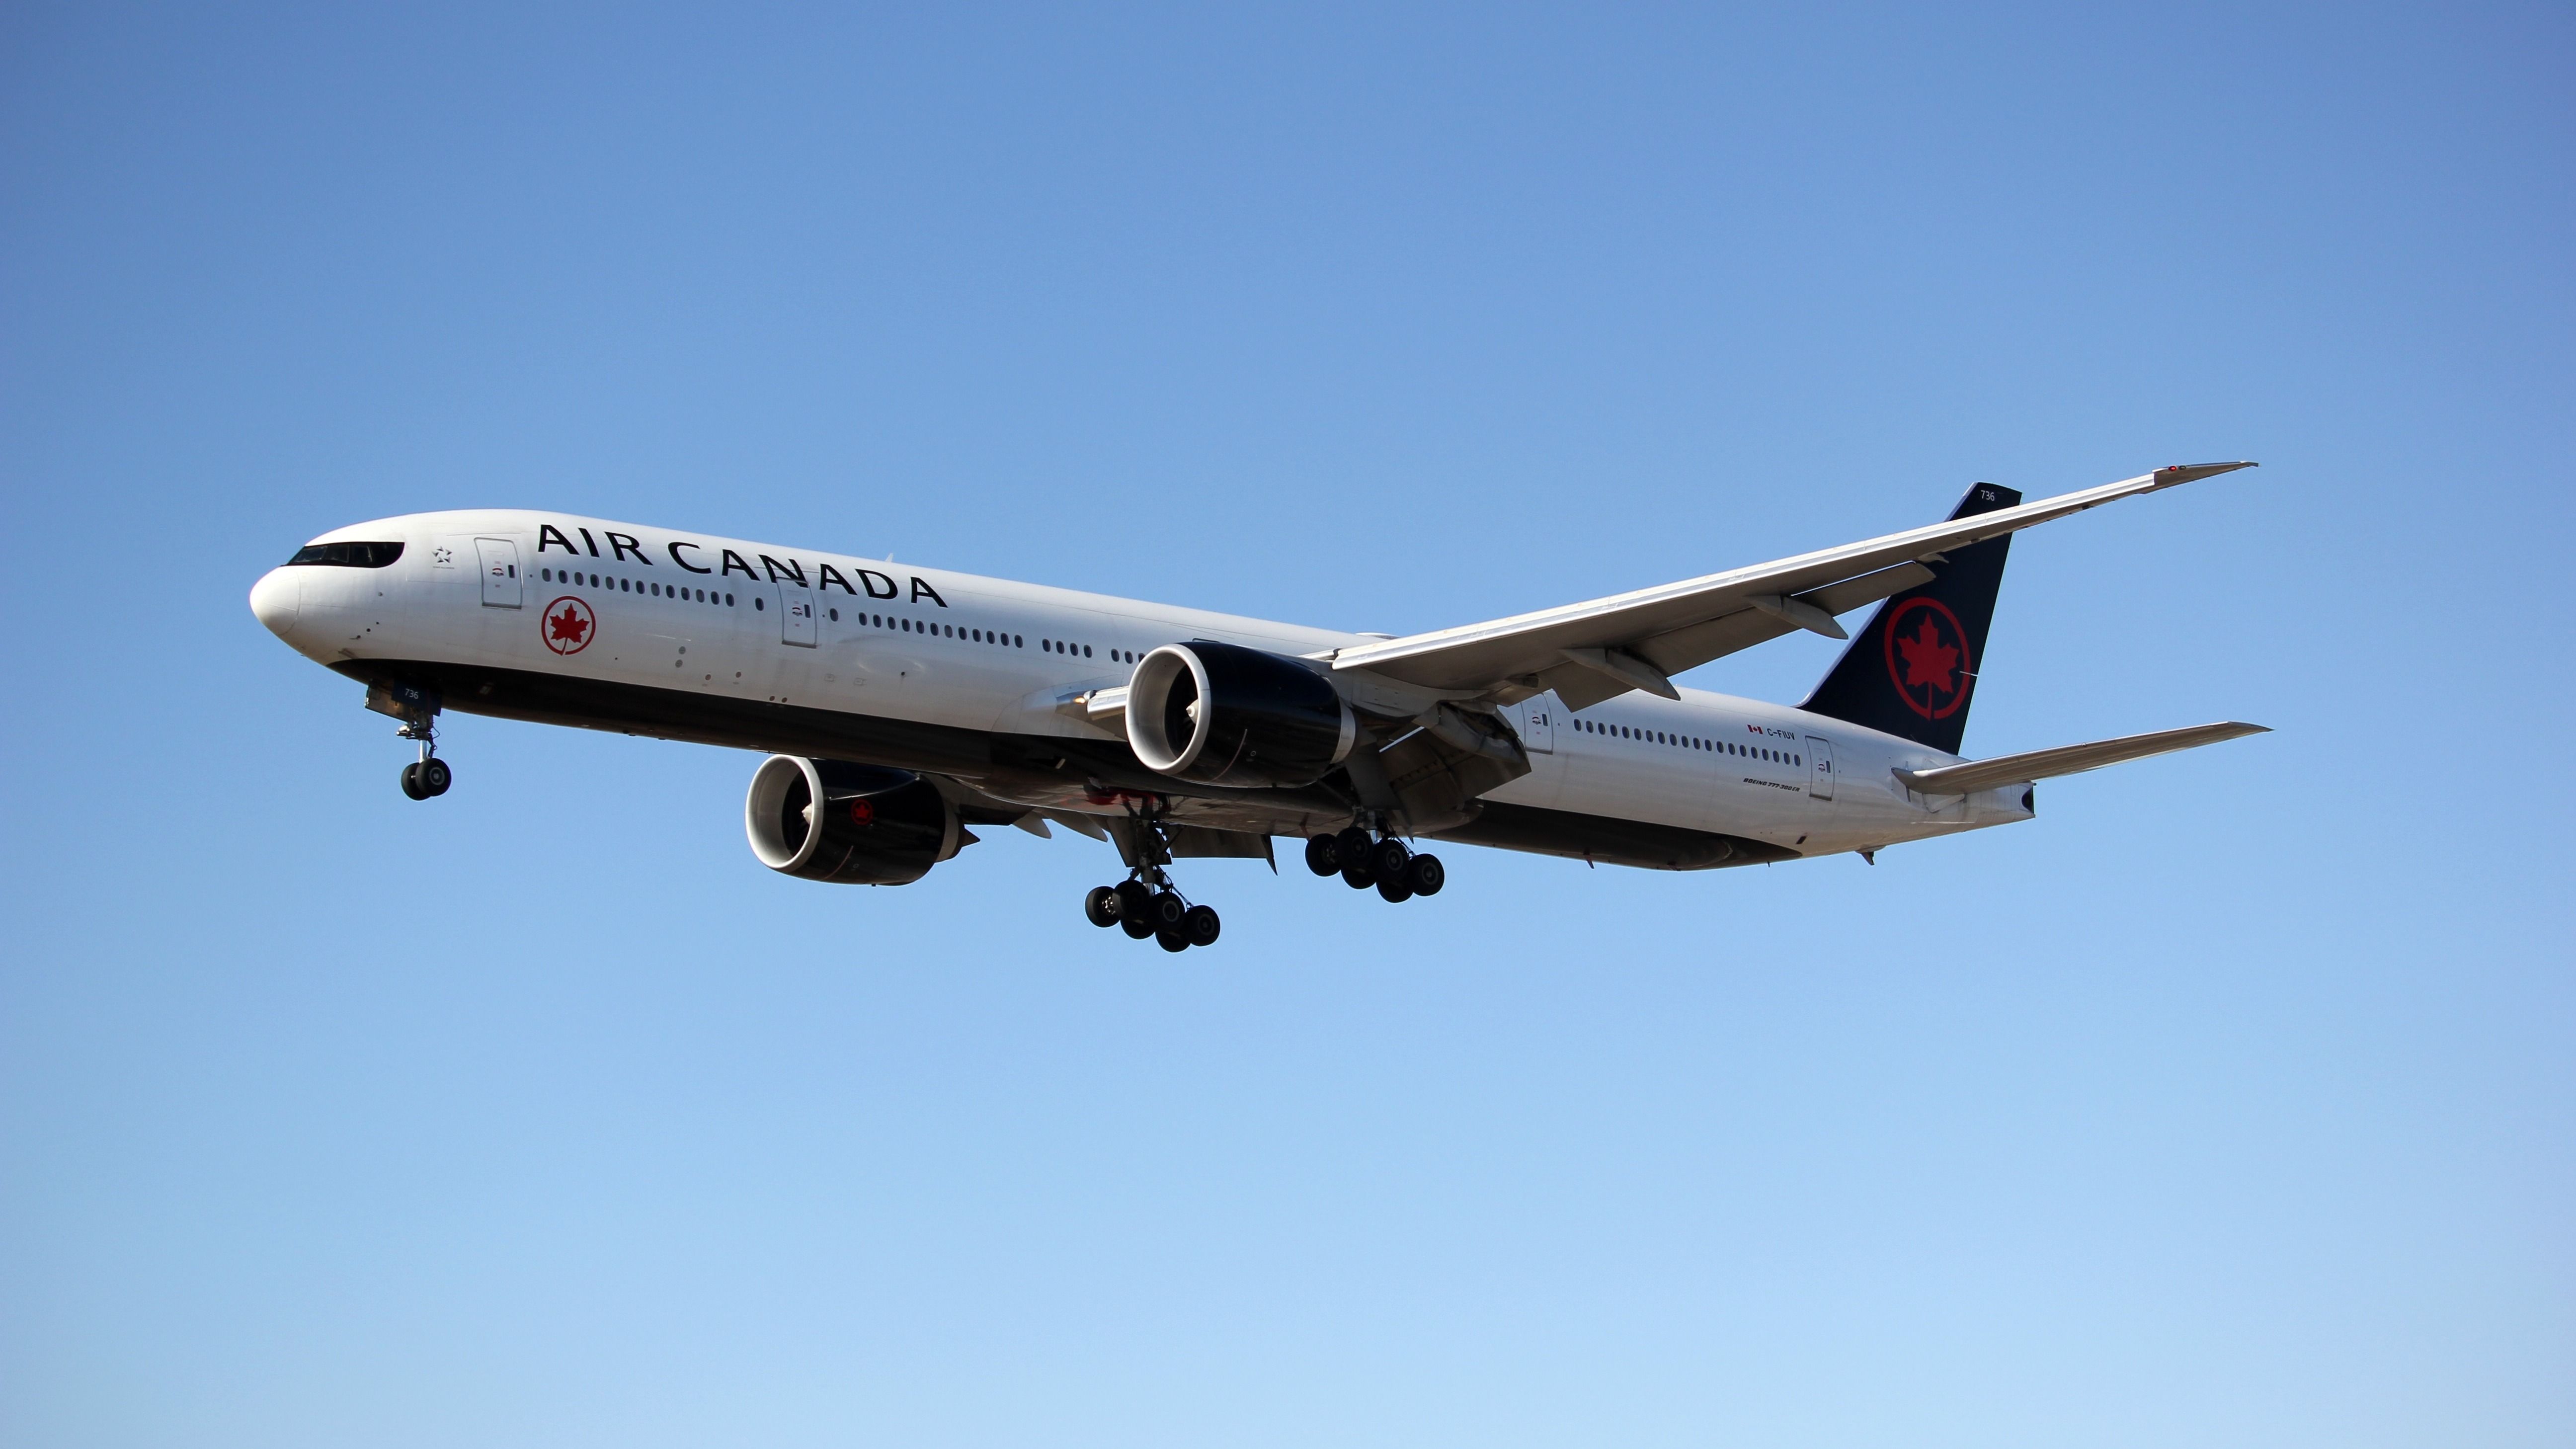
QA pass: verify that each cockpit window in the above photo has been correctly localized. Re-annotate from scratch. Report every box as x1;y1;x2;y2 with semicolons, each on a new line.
286;541;404;568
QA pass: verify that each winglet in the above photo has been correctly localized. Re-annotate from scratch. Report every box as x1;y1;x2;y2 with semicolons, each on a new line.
2153;461;2258;486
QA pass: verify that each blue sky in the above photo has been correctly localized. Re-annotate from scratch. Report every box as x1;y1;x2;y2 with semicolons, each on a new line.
3;4;2569;1446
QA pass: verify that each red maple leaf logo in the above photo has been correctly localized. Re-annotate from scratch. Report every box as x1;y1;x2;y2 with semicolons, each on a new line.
1881;597;1972;720
542;597;595;654
1895;618;1957;695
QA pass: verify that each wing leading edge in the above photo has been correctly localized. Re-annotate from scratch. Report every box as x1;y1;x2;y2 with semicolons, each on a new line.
1329;462;2256;710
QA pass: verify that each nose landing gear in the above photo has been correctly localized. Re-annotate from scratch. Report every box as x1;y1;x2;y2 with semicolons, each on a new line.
379;686;451;800
399;752;452;800
1304;823;1443;903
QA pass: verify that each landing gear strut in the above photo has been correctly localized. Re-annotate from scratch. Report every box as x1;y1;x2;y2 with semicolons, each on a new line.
395;718;451;800
1304;822;1443;903
371;680;451;801
1081;808;1221;951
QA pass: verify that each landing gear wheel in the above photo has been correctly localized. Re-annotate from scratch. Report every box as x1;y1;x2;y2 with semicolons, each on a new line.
1156;929;1191;953
1376;873;1415;903
399;762;426;800
1182;904;1221;947
1304;834;1340;877
1115;881;1155;922
1341;861;1375;889
1369;837;1411;880
1084;886;1122;928
1406;853;1446;896
418;757;452;797
1147;891;1188;931
1335;826;1374;868
1121;913;1158;940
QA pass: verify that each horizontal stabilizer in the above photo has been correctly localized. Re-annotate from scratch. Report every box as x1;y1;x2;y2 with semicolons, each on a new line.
1891;721;2268;796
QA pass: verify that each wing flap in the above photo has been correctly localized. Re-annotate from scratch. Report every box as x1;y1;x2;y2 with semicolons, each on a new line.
1892;722;2269;796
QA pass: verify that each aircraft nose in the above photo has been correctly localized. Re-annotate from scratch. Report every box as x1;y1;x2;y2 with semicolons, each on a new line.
249;567;300;639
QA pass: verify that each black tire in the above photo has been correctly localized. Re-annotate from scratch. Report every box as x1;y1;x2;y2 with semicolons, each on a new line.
419;757;452;796
1335;826;1374;872
1156;929;1190;953
1115;880;1155;922
1121;913;1158;940
399;762;426;800
1148;891;1188;929
1084;886;1122;928
1183;904;1220;947
1376;873;1414;903
1369;837;1411;879
1406;853;1446;896
1303;834;1340;876
1341;861;1375;889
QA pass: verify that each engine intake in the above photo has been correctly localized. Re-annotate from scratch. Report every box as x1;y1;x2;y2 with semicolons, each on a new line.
1127;641;1357;788
745;756;961;885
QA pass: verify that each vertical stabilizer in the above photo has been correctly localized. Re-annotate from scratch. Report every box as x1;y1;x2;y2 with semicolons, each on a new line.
1798;482;2021;754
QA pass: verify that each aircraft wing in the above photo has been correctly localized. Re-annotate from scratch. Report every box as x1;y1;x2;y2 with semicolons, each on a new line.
1891;721;2269;796
1328;462;2256;711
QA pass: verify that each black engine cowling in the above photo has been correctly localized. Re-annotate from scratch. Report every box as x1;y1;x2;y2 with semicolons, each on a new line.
744;756;962;885
1127;640;1357;788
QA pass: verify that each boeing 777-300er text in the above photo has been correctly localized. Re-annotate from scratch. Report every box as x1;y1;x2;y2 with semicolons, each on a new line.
250;463;2268;950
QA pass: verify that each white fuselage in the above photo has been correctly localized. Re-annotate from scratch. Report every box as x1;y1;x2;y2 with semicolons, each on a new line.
250;509;2033;866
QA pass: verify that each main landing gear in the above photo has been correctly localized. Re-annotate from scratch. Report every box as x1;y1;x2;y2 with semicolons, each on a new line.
1305;824;1444;903
396;717;452;800
1080;810;1220;952
1083;875;1220;953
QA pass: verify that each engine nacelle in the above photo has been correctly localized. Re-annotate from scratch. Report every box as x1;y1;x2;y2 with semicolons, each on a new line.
1127;640;1357;788
744;756;962;885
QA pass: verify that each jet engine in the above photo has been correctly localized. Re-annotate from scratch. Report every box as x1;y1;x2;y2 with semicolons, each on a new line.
1127;640;1357;789
744;755;964;885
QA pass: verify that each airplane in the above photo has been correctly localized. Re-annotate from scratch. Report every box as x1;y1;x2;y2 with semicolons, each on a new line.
248;462;2268;950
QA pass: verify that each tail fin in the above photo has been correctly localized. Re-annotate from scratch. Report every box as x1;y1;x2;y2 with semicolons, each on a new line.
1799;482;2021;754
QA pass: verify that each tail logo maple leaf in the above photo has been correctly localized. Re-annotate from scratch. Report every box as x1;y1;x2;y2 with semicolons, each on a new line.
1881;597;1972;721
541;596;596;655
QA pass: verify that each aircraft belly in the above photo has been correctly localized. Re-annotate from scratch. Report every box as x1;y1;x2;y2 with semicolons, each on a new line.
1552;748;1703;836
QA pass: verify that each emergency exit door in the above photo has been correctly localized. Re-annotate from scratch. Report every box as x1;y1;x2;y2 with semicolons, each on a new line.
777;578;818;646
1519;696;1557;753
1807;736;1835;800
475;537;522;608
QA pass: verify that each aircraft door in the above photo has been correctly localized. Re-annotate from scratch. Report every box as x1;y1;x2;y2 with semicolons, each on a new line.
1807;736;1835;800
778;576;818;647
475;537;522;608
1519;696;1556;753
